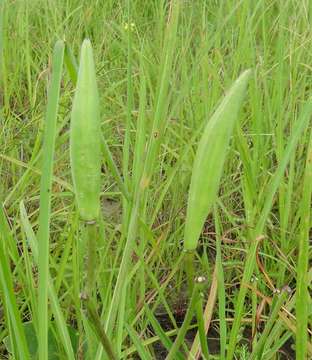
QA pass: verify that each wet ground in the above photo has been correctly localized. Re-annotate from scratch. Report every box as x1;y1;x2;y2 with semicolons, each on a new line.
149;307;295;359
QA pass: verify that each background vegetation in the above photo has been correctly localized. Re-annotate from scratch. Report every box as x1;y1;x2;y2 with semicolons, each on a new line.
0;0;312;359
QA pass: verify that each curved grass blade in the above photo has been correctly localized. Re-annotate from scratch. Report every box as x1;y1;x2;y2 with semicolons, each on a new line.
227;98;312;360
102;3;181;353
64;42;78;85
20;201;76;360
37;40;64;360
165;278;205;360
144;305;185;360
250;289;289;359
126;324;153;360
0;205;31;360
296;131;312;359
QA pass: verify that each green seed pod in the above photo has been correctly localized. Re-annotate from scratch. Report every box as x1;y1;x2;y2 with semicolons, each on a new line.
184;70;251;251
70;39;101;221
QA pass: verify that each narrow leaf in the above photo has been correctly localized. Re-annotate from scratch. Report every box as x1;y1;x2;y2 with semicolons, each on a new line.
37;40;64;360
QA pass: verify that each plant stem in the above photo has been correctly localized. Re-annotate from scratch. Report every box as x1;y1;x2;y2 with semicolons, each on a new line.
85;299;118;360
185;250;195;297
195;291;209;359
185;251;209;358
250;287;289;360
86;222;97;299
166;277;204;360
83;222;118;360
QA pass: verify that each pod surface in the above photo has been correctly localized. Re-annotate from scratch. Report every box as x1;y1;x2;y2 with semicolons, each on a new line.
70;39;101;221
184;70;251;251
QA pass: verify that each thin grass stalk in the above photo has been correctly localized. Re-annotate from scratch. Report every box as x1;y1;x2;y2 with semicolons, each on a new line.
194;284;209;359
165;277;205;360
144;305;185;360
64;42;78;85
132;57;147;192
37;40;64;360
126;324;153;360
226;98;312;360
102;2;180;348
85;300;118;360
139;0;180;188
105;199;140;333
19;201;76;359
116;286;127;356
296;131;312;359
251;274;258;351
0;0;4;109
119;2;134;266
188;266;218;360
0;207;31;359
122;0;133;199
250;288;289;359
214;208;226;359
263;332;293;360
117;6;134;347
86;222;97;299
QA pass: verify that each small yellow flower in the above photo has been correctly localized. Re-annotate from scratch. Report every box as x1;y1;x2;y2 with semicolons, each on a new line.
124;22;135;32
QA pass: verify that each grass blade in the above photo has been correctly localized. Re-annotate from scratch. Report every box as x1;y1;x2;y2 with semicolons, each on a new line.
103;1;181;345
0;205;31;360
250;289;289;359
126;324;153;360
227;98;312;360
296;131;312;359
19;201;76;359
166;278;205;360
188;266;218;360
64;42;78;85
145;305;185;360
37;40;64;360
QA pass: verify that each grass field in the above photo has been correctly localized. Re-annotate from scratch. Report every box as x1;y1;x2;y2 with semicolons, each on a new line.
1;0;312;359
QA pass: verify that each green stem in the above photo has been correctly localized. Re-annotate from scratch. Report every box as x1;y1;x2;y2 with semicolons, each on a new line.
185;250;195;297
86;222;97;299
166;277;204;360
195;289;209;359
250;288;289;360
85;299;118;360
185;251;209;358
83;222;118;359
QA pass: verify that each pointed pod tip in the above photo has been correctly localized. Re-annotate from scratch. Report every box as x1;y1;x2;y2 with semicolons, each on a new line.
241;68;252;79
82;38;92;49
54;39;65;51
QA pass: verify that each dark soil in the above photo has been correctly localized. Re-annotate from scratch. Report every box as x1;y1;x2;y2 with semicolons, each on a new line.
147;307;295;360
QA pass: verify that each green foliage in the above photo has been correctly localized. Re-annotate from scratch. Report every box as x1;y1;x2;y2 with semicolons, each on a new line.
3;322;79;360
1;1;312;359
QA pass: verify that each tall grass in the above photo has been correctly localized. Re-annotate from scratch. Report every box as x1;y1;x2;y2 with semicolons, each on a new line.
37;40;64;360
1;1;312;359
296;132;312;359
